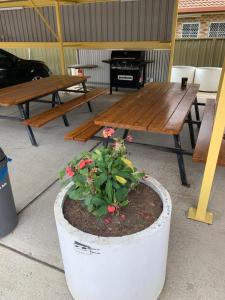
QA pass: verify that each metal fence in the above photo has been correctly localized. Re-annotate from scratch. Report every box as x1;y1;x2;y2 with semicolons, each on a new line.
174;38;225;67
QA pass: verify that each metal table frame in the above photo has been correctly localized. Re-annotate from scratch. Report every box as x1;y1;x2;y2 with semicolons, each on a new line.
0;80;89;146
91;96;201;187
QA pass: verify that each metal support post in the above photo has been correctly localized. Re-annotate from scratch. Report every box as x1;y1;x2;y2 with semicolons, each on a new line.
54;92;69;127
25;102;30;118
123;129;129;139
82;81;92;112
168;0;179;81
194;97;201;129
188;58;225;224
17;104;38;146
187;111;196;149
173;135;189;187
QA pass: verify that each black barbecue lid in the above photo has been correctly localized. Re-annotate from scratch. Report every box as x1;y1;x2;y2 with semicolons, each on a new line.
111;50;145;59
0;148;6;162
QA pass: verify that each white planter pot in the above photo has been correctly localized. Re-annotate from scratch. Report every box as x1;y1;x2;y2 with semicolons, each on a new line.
194;67;222;92
54;176;172;300
171;66;196;83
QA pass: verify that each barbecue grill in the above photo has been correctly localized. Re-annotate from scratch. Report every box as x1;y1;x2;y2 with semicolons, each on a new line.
102;51;153;94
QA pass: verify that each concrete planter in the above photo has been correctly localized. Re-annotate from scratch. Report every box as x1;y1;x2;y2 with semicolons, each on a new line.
194;67;222;92
54;176;172;300
171;66;196;83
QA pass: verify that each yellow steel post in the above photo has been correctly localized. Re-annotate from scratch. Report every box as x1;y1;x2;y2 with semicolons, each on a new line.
168;0;178;82
55;0;66;75
188;58;225;224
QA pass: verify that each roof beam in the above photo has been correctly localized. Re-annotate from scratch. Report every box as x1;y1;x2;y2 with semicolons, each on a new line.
0;0;119;8
0;41;171;50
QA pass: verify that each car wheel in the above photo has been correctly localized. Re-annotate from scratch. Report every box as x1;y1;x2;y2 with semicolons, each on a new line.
32;75;43;80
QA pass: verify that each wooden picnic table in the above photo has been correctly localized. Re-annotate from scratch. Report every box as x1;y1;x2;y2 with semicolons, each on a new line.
95;82;200;186
0;75;87;107
0;75;88;145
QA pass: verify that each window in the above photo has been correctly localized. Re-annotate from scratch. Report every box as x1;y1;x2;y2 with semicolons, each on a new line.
209;22;225;37
182;23;199;38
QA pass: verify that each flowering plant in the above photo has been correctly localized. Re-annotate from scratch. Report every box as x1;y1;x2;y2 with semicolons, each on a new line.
60;128;144;217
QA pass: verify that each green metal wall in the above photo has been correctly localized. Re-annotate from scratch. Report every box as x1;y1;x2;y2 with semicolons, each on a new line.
3;48;77;75
174;38;225;67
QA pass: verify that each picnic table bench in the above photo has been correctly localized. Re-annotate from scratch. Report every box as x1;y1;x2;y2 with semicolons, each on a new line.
193;99;225;166
0;75;105;146
65;82;200;186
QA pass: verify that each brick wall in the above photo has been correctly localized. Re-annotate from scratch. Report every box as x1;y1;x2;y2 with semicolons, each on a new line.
176;13;225;38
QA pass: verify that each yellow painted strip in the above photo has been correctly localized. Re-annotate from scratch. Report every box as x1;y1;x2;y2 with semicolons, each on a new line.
188;58;225;224
0;0;119;8
63;41;172;50
0;42;60;48
0;41;171;50
55;0;66;75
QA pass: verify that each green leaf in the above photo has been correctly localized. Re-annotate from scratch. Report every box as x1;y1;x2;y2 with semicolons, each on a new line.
119;200;129;207
105;180;113;202
93;205;107;217
115;187;129;202
67;189;82;200
59;169;65;180
91;196;105;206
95;173;107;187
87;204;94;212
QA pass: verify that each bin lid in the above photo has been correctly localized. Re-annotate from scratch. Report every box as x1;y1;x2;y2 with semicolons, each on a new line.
0;148;6;162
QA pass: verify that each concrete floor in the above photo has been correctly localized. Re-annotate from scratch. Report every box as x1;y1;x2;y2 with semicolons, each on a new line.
0;89;225;300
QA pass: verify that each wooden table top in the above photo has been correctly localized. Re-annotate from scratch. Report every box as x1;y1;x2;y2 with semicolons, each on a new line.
0;75;87;107
95;82;199;135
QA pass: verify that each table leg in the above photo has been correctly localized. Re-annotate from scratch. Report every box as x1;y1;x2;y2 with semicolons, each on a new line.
25;102;30;118
18;104;38;146
52;93;56;108
55;92;70;127
187;111;196;149
123;129;129;139
194;97;201;129
173;135;189;187
82;81;92;112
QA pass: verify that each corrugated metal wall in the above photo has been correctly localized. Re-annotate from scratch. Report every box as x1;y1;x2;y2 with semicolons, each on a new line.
0;0;175;42
4;47;169;84
77;49;170;86
0;7;56;42
61;0;174;42
174;38;225;67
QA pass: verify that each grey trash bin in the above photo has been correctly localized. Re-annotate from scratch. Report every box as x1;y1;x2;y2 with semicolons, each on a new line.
0;148;18;238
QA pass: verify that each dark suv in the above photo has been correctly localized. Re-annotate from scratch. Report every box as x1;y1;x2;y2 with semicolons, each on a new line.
0;49;51;88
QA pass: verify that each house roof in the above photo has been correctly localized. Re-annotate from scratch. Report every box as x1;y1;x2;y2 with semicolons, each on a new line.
178;0;225;14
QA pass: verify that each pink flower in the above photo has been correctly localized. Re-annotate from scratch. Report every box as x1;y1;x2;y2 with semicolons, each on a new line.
107;205;116;214
103;128;115;138
78;159;93;170
66;166;75;177
78;160;86;169
125;134;133;142
85;159;93;165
